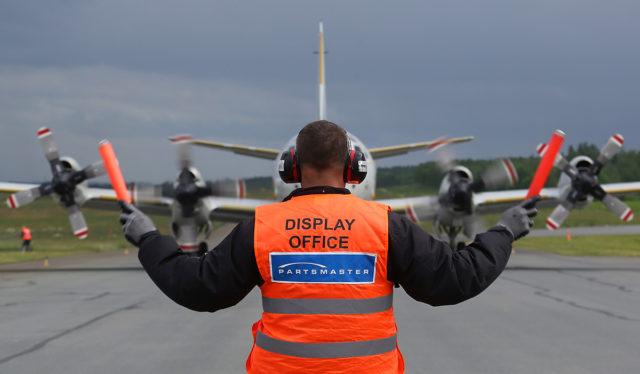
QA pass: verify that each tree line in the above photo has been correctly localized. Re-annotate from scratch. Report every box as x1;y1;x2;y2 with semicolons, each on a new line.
219;142;640;195
377;143;640;190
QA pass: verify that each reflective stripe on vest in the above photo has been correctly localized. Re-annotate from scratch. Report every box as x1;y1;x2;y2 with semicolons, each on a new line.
262;293;393;315
255;330;398;359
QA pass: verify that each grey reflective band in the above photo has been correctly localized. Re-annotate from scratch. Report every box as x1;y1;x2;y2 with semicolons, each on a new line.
256;330;397;358
262;294;393;315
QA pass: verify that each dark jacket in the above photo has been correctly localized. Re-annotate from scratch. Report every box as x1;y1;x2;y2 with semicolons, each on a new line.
138;186;514;312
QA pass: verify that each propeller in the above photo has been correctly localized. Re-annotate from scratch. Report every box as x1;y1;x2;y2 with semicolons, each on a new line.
438;159;518;215
6;127;105;239
541;134;633;229
431;144;518;248
171;136;213;218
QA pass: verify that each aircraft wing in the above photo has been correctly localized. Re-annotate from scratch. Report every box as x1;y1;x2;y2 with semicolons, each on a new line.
82;188;175;216
0;182;41;195
1;182;123;201
171;136;280;160
1;181;175;215
203;196;273;222
200;180;640;224
473;187;560;215
378;188;560;222
600;182;640;196
377;195;442;222
474;181;640;215
141;181;640;222
369;136;474;160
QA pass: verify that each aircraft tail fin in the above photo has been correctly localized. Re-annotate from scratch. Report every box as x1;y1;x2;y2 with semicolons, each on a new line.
318;22;327;120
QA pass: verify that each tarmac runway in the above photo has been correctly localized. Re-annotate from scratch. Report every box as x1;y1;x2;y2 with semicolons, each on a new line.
1;235;639;373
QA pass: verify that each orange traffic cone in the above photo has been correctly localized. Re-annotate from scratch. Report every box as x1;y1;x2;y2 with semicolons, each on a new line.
567;229;571;242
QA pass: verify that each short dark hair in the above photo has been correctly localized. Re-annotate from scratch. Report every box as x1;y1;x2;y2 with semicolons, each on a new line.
296;120;348;171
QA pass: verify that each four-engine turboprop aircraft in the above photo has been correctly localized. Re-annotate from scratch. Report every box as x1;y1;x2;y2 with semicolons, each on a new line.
3;23;640;252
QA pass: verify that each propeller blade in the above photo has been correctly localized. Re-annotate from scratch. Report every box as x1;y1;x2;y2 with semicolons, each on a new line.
535;142;548;157
172;135;194;170
601;194;634;222
546;201;574;230
537;142;574;175
592;134;624;175
70;161;106;185
6;185;46;208
479;158;518;190
37;127;60;163
129;183;164;204
404;197;440;224
81;161;106;179
67;205;88;239
431;143;456;172
210;179;246;198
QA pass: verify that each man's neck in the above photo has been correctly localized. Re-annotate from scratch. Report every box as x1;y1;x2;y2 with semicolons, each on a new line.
300;165;345;189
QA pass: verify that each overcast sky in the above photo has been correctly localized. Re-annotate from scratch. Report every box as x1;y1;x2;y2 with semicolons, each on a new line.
1;0;639;184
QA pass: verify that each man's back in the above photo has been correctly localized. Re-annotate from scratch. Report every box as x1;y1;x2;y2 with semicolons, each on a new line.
248;193;403;373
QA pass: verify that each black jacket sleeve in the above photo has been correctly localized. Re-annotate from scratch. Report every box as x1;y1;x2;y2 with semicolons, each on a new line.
386;211;513;306
137;219;263;312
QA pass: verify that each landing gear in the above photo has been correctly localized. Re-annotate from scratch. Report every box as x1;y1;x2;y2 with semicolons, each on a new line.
434;220;463;250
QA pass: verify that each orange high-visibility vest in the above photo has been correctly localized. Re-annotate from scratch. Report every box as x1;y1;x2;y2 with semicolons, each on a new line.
22;228;31;241
248;193;404;373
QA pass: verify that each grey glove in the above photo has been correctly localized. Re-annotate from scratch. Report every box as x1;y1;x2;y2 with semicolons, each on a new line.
119;200;157;247
497;195;541;241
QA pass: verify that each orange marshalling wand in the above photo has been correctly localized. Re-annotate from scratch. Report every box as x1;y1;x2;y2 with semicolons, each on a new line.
527;130;565;199
99;140;131;203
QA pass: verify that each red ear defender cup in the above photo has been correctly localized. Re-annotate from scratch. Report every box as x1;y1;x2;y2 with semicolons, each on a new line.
280;146;367;184
279;148;301;184
344;149;367;184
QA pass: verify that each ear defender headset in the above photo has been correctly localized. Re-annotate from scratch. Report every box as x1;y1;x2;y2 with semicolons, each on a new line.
278;139;368;184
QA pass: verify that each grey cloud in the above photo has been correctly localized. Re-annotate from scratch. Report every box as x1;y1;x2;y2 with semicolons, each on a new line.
1;1;639;183
0;66;314;182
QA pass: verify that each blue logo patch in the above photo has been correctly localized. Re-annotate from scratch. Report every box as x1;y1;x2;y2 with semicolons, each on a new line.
270;252;377;284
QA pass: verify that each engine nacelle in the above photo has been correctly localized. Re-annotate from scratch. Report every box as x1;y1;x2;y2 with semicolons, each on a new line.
557;156;595;209
174;167;206;189
438;166;473;196
52;156;90;206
